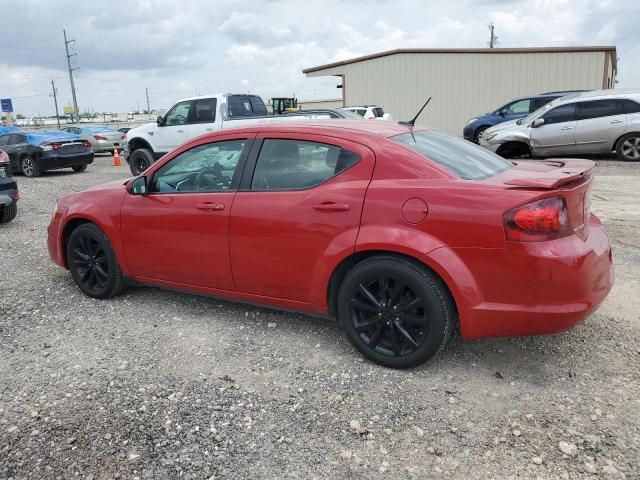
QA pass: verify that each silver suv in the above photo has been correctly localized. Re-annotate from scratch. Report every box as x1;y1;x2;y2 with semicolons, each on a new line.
479;89;640;161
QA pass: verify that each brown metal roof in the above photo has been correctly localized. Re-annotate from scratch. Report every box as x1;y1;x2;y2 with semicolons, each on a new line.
303;46;617;74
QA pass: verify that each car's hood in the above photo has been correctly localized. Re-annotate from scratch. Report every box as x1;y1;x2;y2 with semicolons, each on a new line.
85;178;132;192
486;119;521;134
127;122;155;137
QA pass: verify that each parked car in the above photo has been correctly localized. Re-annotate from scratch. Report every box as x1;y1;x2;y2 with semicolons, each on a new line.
343;105;392;120
0;149;18;223
479;89;640;161
0;130;93;177
48;120;613;368
463;92;584;143
125;93;355;176
61;125;126;154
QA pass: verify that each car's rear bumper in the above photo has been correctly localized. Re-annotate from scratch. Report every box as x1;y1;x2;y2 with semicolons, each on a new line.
0;189;18;208
41;151;94;171
434;215;614;340
93;140;124;153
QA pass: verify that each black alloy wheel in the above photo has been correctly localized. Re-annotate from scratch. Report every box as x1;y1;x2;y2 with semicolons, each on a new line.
21;156;41;177
67;223;126;299
338;256;454;368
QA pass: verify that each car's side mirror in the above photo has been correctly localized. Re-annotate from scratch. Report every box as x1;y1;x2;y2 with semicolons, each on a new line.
128;176;148;195
156;115;165;126
532;118;545;128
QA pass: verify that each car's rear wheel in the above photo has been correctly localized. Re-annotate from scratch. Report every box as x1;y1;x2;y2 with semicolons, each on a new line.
72;164;87;172
496;142;531;159
129;148;154;176
337;256;454;369
616;133;640;161
474;126;489;143
0;202;17;223
21;156;41;177
67;223;127;299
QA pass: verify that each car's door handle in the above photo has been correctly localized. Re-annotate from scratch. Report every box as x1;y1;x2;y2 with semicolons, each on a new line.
313;202;350;212
610;119;624;124
177;130;185;134
205;128;214;131
560;126;574;130
196;202;225;211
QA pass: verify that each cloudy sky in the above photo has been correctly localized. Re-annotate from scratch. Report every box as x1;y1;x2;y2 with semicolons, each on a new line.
0;0;638;116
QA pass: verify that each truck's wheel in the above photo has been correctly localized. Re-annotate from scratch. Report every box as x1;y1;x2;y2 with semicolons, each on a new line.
129;148;154;176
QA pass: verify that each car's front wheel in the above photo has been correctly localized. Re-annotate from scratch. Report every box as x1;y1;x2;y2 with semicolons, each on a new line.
67;223;127;299
129;148;154;176
474;126;489;143
21;156;41;177
337;255;454;368
616;133;640;161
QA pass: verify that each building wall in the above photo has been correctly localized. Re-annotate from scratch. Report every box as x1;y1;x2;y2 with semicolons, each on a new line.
298;98;343;110
306;51;609;135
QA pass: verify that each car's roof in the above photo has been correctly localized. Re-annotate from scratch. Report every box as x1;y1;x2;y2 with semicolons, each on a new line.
219;119;425;139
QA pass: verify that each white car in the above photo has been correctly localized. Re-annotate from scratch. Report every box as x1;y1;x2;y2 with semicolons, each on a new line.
479;89;640;161
343;105;392;121
124;93;338;175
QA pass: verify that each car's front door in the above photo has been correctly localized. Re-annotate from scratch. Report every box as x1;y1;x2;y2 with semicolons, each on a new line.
229;134;375;303
121;134;254;289
155;100;192;153
2;134;27;171
575;99;627;154
530;103;578;156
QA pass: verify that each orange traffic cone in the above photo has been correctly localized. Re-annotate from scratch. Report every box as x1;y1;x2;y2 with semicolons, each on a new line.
113;147;122;167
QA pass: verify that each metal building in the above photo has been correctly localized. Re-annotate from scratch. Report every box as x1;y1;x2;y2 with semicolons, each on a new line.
303;46;617;135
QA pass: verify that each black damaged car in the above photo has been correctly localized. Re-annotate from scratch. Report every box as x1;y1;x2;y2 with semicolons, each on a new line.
0;130;93;177
0;149;18;223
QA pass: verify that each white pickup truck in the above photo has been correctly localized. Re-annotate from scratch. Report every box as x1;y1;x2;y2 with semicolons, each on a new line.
125;93;324;175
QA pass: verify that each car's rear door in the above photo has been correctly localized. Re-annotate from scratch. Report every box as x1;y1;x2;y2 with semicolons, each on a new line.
575;99;626;154
530;103;578;156
121;133;255;289
229;133;375;304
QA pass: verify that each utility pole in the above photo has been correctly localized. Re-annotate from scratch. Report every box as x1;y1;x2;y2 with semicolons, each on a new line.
488;23;498;48
145;87;151;115
51;80;61;129
63;29;80;123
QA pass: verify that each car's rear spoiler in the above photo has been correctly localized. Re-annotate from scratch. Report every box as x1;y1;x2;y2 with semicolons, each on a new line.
504;159;594;189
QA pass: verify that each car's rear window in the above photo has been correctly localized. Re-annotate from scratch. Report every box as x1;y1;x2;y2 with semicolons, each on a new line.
393;130;512;180
228;95;268;117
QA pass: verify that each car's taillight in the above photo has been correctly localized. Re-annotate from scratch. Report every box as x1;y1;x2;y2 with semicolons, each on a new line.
94;135;108;141
0;150;8;164
82;140;92;148
503;197;570;242
42;142;63;151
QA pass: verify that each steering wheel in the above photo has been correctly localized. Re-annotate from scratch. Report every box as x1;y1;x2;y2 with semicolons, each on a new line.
172;114;186;124
195;167;224;190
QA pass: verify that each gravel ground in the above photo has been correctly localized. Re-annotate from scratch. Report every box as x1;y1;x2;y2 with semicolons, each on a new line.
0;154;638;479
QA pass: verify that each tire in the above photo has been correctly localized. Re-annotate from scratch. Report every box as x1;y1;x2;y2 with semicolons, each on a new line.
67;223;127;299
337;255;454;369
129;148;154;176
0;202;17;223
21;156;41;177
473;126;489;143
616;133;640;162
72;164;88;172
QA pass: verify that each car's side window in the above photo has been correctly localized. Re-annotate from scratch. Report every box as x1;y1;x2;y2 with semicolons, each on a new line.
0;134;9;146
577;100;621;120
532;97;553;111
9;134;25;144
164;101;192;126
151;139;246;193
542;103;577;125
191;98;217;124
620;99;640;114
251;139;361;191
505;99;531;115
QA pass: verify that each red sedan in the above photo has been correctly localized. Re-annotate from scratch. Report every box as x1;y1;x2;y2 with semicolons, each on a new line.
48;121;614;368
